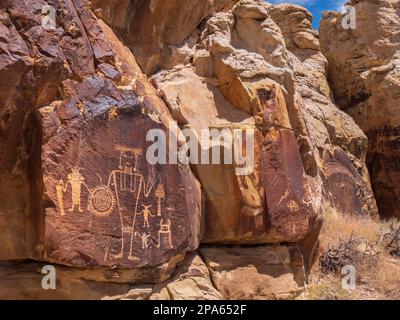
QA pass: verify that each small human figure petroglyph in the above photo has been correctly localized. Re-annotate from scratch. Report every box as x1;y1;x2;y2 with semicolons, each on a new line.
137;204;155;228
135;232;151;250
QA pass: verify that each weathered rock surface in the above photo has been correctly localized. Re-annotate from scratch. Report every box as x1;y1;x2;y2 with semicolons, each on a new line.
147;0;377;244
92;0;241;75
0;247;301;300
150;253;222;300
0;261;130;300
0;0;202;272
0;257;182;300
200;245;305;300
269;3;378;219
320;0;400;219
0;0;384;300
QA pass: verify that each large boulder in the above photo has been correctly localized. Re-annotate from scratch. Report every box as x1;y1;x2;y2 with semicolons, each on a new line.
0;0;202;272
200;245;305;300
153;66;318;244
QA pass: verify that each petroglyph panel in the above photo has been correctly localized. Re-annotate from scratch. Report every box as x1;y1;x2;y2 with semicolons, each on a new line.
41;108;201;268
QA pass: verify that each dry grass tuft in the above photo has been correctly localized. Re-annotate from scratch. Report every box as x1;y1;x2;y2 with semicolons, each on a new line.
320;207;380;248
301;206;400;300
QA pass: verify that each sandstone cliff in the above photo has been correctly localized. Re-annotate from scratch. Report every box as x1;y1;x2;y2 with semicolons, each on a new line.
320;0;400;220
0;0;390;300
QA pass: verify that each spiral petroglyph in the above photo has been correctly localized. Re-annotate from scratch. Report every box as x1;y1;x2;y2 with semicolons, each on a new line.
88;186;116;217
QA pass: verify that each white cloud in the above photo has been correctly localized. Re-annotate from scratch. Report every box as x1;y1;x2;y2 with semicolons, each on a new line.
336;0;348;12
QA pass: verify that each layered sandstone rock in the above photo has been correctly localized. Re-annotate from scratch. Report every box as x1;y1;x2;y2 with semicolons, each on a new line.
0;0;381;299
0;0;202;272
150;253;222;300
319;0;400;219
92;0;241;75
0;258;178;300
200;245;305;300
0;254;219;300
269;3;378;219
133;0;376;244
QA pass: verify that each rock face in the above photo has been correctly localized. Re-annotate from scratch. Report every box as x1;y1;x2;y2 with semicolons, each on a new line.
268;3;378;219
319;0;400;219
150;0;378;243
0;0;202;271
200;245;305;300
0;0;381;299
0;254;218;300
41;94;202;268
150;253;222;300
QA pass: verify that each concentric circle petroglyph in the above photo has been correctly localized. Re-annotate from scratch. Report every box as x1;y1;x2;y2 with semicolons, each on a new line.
88;186;116;217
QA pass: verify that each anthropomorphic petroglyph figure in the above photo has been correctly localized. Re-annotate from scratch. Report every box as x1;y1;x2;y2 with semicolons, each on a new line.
157;218;172;249
135;232;151;250
120;151;134;191
138;205;155;228
105;145;157;261
67;167;86;212
56;167;88;214
116;145;143;192
56;180;66;216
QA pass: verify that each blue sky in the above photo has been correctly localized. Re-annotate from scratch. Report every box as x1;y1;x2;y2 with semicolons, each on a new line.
268;0;347;29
